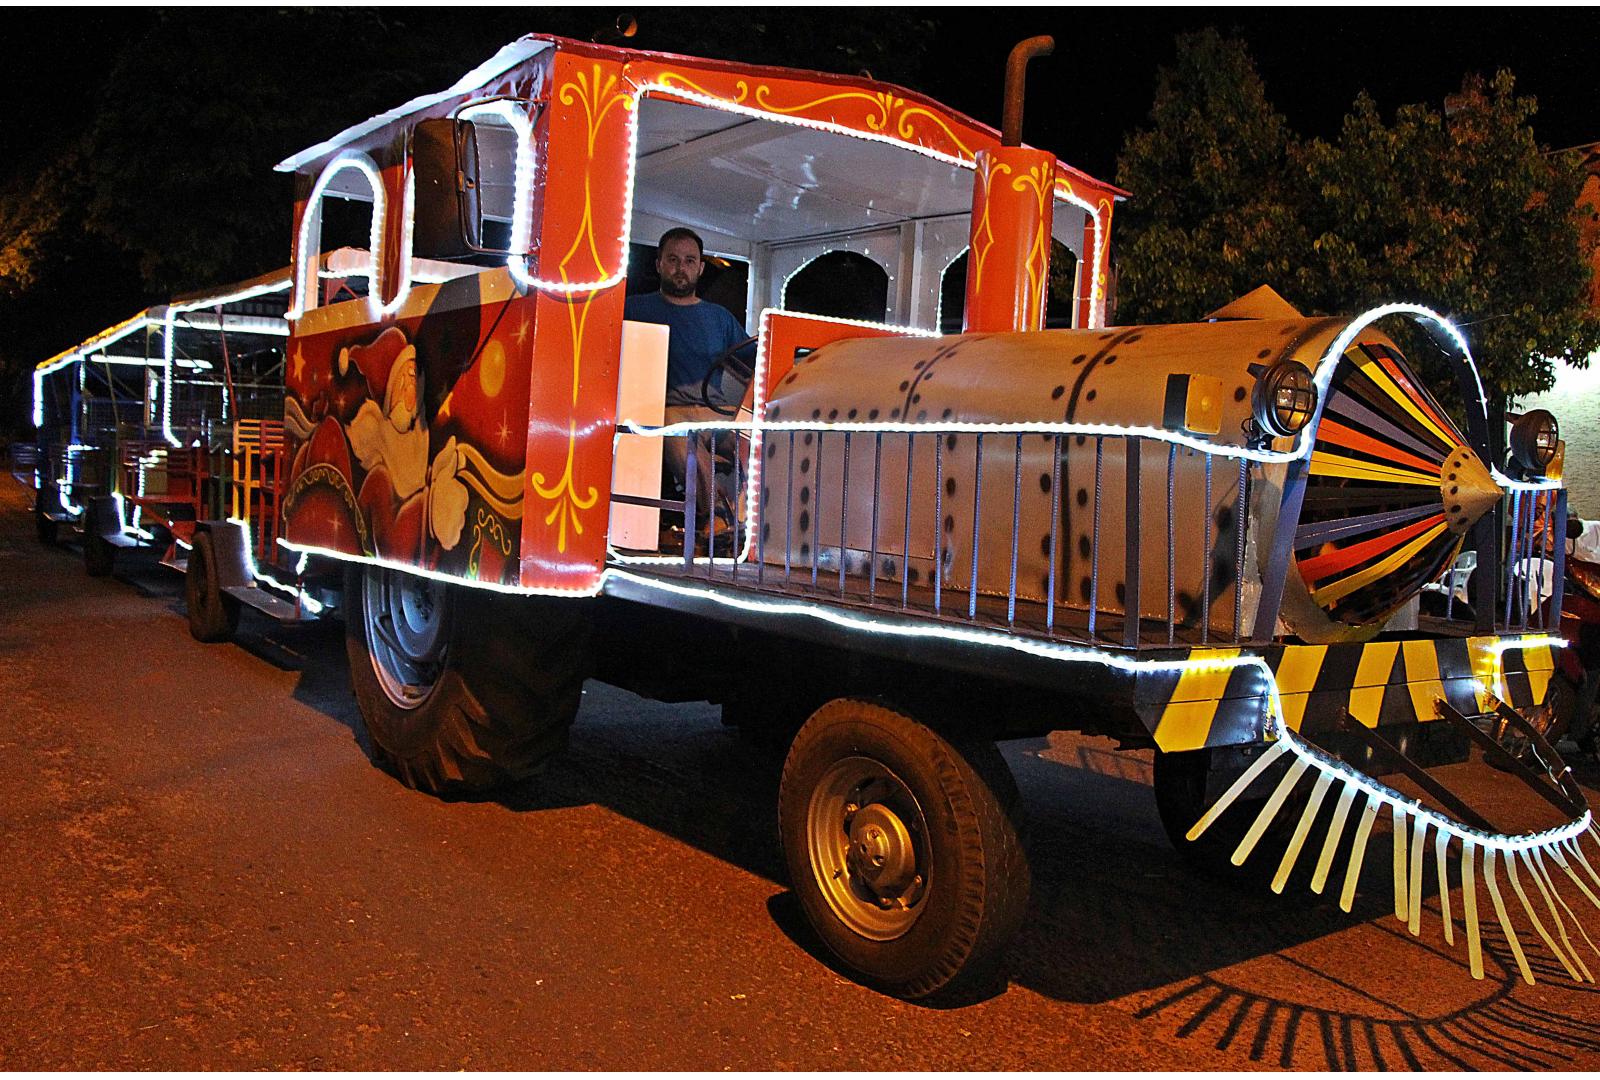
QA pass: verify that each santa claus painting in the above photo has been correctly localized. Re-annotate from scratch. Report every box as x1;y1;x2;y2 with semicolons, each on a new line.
281;270;534;586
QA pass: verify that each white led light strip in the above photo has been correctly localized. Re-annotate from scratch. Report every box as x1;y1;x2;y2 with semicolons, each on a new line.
57;443;94;516
612;303;1561;495
275;537;603;598
33;315;156;428
221;518;325;615
603;565;1598;986
1053;183;1105;326
289;154;384;319
161;277;293;447
603;566;1582;845
458;77;1106;326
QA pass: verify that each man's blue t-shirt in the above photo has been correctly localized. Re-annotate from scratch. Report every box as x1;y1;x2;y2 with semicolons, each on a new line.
624;292;751;406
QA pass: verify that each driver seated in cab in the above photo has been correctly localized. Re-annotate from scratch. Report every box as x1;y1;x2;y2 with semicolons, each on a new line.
624;226;755;506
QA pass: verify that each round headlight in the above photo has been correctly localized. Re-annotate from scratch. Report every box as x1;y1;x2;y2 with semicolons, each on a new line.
1252;360;1318;438
1508;409;1559;475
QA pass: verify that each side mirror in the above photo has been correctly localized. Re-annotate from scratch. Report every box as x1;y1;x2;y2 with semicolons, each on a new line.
412;117;484;260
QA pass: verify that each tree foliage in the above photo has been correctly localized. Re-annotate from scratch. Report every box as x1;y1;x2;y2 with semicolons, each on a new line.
0;9;938;434
1115;31;1600;400
1113;30;1312;326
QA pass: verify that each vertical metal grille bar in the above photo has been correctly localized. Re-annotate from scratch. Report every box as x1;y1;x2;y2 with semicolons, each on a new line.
1523;491;1537;630
707;425;720;576
1124;436;1143;649
1047;435;1061;633
1550;490;1570;635
731;430;741;583
1234;458;1247;643
969;435;985;621
934;434;944;614
1536;493;1549;630
1202;453;1213;645
869;433;882;600
682;435;697;568
1504;489;1522;629
839;432;851;597
1007;434;1023;625
757;435;767;586
1088;436;1104;639
1531;492;1541;630
812;432;824;590
706;430;717;573
1166;443;1177;645
784;430;794;586
902;433;914;610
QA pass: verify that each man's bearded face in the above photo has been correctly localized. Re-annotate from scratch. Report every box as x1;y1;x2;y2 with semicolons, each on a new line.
657;237;703;299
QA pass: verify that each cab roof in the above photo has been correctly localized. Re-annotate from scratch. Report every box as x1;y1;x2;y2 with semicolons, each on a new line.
273;33;1126;200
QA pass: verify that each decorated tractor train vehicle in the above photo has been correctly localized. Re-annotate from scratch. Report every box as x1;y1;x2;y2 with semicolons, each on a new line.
73;32;1600;1001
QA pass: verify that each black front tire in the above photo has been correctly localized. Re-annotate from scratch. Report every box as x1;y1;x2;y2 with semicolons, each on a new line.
778;698;1029;1001
35;507;58;545
1153;747;1278;878
345;566;591;794
185;531;242;643
83;529;114;577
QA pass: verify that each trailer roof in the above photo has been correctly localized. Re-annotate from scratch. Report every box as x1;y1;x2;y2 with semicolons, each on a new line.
36;271;291;375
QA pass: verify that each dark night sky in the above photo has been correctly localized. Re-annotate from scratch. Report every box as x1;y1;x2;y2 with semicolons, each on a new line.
924;7;1600;181
7;7;1599;187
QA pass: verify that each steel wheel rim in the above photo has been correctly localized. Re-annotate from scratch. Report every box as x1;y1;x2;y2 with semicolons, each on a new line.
362;567;448;709
806;755;931;941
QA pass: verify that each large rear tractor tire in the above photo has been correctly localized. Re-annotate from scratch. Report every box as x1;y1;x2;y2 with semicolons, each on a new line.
778;698;1030;1001
184;532;242;643
345;565;590;794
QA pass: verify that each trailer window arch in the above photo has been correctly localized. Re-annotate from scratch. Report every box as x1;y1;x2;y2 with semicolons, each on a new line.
781;250;891;324
937;238;1081;333
293;155;385;316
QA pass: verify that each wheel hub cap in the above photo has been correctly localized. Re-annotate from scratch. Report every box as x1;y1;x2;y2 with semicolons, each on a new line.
806;756;930;940
363;567;450;710
847;803;916;899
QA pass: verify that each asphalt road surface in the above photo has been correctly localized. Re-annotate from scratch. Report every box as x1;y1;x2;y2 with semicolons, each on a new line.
5;476;1600;1070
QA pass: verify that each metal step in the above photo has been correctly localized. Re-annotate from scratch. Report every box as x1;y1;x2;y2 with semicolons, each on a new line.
222;584;310;623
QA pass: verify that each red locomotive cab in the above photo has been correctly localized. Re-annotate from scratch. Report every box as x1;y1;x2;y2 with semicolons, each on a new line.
271;36;1123;598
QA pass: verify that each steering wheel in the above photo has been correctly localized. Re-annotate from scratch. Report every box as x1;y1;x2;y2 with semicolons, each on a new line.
700;336;759;417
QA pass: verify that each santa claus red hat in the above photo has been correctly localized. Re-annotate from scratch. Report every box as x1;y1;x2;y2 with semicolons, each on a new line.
336;326;412;404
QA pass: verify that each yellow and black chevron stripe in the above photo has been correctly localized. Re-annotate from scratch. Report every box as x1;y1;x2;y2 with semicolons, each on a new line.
1140;637;1556;753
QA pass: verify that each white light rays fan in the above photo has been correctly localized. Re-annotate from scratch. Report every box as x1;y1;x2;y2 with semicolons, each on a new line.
1187;649;1600;986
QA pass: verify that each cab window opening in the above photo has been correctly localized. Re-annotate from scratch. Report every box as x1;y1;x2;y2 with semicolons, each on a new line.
299;160;381;313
